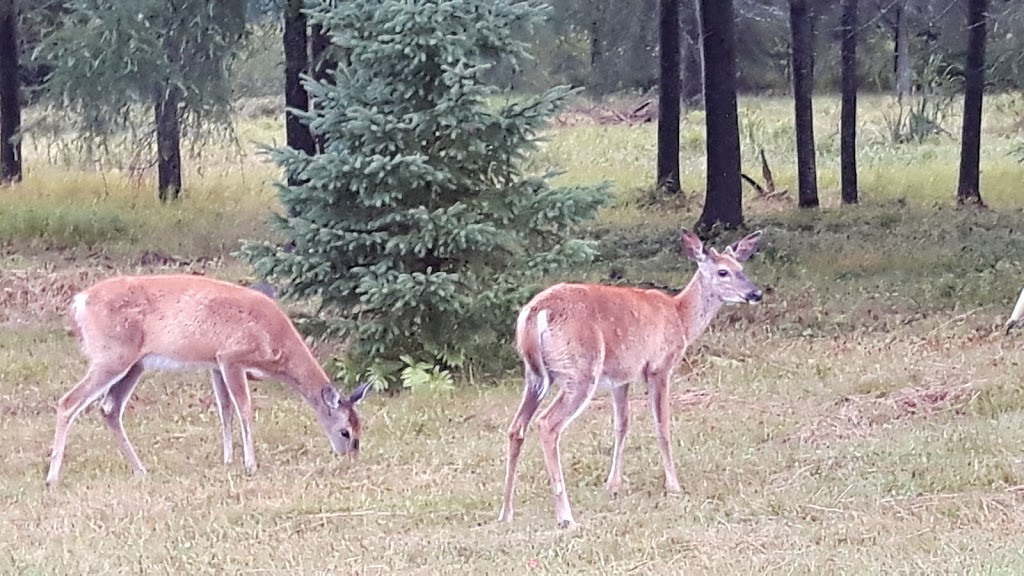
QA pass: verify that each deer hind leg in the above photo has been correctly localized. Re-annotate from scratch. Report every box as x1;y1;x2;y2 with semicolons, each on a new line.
536;370;600;528
46;361;137;487
210;369;235;465
99;362;147;476
648;370;681;493
605;383;630;496
216;359;257;474
498;367;548;523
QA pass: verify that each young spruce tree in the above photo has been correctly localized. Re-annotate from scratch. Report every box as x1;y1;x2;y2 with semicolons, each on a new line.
241;0;608;389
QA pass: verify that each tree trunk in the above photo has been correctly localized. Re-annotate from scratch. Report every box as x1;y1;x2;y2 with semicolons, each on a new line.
657;0;681;194
840;0;858;205
894;0;912;103
309;22;334;153
284;0;314;161
956;0;988;206
589;18;602;69
588;16;606;92
155;87;182;202
681;0;703;106
0;0;22;184
696;0;743;231
309;24;331;84
790;0;818;209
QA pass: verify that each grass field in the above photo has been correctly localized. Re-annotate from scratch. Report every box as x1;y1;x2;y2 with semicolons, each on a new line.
3;93;1024;573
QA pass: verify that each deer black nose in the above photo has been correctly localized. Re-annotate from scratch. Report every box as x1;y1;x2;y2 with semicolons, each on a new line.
352;438;360;451
747;289;763;303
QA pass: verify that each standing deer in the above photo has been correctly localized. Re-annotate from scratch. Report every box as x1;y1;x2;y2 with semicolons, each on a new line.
45;274;371;487
498;229;764;527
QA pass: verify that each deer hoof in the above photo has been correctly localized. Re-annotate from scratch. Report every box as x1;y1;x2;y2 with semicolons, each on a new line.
557;519;580;530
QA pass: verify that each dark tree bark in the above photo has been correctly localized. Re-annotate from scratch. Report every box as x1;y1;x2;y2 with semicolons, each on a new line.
154;6;186;202
696;0;743;231
894;0;912;103
681;0;703;106
589;18;602;69
284;0;315;162
309;24;331;84
155;87;182;202
956;0;988;206
657;0;681;194
0;0;22;184
790;0;818;209
309;22;334;154
840;0;858;205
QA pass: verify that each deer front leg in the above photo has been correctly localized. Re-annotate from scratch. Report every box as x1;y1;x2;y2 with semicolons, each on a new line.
210;369;235;465
605;383;630;496
216;358;257;474
648;370;681;493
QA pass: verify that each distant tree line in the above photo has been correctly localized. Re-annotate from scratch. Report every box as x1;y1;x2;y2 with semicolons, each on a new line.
501;0;1021;97
649;0;998;230
0;0;1012;223
0;0;1006;384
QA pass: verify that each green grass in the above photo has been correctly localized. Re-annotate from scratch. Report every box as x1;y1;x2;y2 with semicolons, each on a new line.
0;114;282;257
3;93;1024;573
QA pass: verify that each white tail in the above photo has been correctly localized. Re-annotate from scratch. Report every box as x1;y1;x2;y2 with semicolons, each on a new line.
46;274;371;487
498;229;765;527
1006;286;1024;334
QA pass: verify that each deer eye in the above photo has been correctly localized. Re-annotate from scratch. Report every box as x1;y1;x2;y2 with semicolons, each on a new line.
340;429;351;439
717;269;729;277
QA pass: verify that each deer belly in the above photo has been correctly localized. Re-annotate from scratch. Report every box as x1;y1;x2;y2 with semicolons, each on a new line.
141;354;216;372
597;376;627;391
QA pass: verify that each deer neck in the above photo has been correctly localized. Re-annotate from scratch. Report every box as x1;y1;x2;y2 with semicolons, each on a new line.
281;349;333;408
673;272;724;343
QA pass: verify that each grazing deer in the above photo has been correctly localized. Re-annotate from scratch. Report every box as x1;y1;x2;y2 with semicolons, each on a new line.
45;274;371;487
498;229;764;527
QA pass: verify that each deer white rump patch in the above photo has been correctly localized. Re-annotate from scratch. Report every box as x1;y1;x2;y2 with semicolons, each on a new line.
71;292;88;323
532;309;552;398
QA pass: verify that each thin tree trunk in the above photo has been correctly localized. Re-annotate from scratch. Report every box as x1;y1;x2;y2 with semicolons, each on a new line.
589;18;602;69
637;0;659;92
309;24;331;84
657;0;681;194
956;0;988;206
681;0;703;106
284;0;314;161
309;22;333;153
0;0;22;184
588;16;606;93
894;0;912;103
155;87;182;202
840;0;858;205
696;0;743;231
790;0;818;209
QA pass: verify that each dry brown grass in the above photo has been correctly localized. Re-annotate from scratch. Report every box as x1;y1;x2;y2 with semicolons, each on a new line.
0;256;262;326
5;93;1024;572
5;270;1024;572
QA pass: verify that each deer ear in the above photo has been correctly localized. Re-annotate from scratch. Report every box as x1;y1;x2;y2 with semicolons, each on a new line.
680;229;706;262
726;230;764;262
322;385;341;411
349;381;371;404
